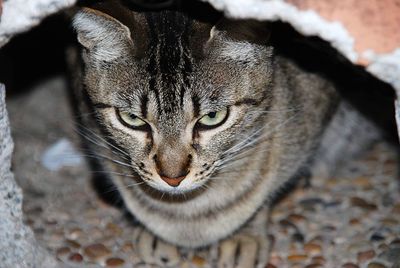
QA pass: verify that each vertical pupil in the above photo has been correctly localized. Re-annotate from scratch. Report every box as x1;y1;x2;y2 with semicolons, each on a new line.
129;114;137;120
208;112;217;118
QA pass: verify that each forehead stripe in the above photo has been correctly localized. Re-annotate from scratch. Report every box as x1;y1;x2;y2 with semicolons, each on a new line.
145;11;194;115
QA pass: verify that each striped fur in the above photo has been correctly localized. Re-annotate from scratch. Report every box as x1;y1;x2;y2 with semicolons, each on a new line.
70;3;352;267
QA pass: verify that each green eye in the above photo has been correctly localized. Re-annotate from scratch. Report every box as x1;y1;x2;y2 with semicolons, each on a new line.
117;110;147;129
198;108;229;128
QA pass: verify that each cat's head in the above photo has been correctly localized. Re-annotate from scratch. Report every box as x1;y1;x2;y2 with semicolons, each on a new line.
73;6;273;195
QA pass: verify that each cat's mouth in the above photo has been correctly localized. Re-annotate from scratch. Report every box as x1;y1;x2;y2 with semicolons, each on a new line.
137;175;208;202
122;163;212;199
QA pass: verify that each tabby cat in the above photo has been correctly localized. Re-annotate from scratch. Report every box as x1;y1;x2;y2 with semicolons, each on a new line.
69;1;376;267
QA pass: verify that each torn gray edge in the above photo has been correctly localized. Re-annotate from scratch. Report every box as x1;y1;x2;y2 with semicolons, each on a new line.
0;0;75;266
0;84;59;268
0;0;77;47
203;0;358;62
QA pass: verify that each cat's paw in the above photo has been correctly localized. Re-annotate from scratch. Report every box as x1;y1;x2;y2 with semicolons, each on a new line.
211;233;270;268
135;227;182;267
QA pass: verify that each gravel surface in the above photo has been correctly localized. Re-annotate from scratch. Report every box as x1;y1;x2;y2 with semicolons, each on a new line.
8;76;400;268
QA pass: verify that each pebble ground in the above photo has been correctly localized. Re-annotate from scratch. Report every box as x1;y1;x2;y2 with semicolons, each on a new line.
8;77;400;268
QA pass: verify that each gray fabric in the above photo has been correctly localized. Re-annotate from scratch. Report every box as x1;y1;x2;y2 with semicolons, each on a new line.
0;0;76;46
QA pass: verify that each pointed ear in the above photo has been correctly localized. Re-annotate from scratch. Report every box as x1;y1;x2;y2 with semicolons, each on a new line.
73;8;133;62
211;19;270;45
207;19;272;64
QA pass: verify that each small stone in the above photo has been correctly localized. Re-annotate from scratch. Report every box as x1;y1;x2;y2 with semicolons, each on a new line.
34;227;45;235
381;195;394;207
342;263;359;268
88;227;105;241
279;219;297;229
45;218;57;225
389;238;400;248
357;249;376;262
380;218;399;226
66;227;83;240
268;234;275;246
288;213;306;223
269;254;283;266
287;254;308;262
56;247;70;257
370;233;385;242
192;255;206;266
304;243;322;255
311;256;326;265
106;257;125;267
305;264;323;268
367;262;386;268
353;177;370;187
393;203;400;213
291;264;305;268
347;241;372;252
106;223;123;236
121;241;134;252
69;253;83;262
350;197;377;210
66;239;81;249
292;232;305;243
24;206;43;215
308;236;324;244
378;243;389;251
349;218;361;225
84;243;112;260
324;200;341;208
378;248;400;263
300;197;324;210
24;218;35;226
321;225;336;232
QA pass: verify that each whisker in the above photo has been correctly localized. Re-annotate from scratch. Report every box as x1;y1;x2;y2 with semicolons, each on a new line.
74;123;130;159
91;170;138;178
125;181;146;188
214;114;298;175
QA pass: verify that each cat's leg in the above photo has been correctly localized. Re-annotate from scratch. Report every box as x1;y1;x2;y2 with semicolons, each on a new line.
135;226;182;267
212;206;270;268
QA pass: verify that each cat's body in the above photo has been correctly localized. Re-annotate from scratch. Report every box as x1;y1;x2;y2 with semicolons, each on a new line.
69;1;377;266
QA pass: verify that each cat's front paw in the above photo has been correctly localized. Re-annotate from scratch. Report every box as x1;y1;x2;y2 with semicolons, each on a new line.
211;233;270;268
135;227;182;267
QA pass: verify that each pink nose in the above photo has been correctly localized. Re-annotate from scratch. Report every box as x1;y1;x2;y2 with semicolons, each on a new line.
160;175;186;187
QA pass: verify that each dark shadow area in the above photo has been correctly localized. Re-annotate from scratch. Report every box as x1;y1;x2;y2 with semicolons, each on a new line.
270;22;398;143
0;12;75;96
268;22;399;204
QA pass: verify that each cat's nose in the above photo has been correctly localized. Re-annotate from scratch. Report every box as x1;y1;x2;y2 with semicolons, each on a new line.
159;174;188;187
153;154;190;187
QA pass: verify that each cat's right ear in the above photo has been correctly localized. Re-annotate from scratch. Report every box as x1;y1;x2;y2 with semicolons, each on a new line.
73;8;133;62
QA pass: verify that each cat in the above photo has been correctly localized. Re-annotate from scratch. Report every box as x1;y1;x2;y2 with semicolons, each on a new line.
69;1;379;267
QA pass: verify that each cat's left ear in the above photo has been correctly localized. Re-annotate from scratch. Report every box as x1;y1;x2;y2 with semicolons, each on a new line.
210;19;271;45
73;8;133;62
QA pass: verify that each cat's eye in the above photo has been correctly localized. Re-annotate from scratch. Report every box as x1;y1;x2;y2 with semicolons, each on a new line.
197;108;229;129
117;110;148;130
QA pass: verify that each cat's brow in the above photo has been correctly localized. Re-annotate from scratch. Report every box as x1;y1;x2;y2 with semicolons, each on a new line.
234;98;262;106
93;103;113;109
192;95;200;117
140;94;149;118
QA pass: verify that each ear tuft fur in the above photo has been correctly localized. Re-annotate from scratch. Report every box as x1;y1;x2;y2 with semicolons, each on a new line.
212;19;270;45
208;19;272;65
73;8;132;62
